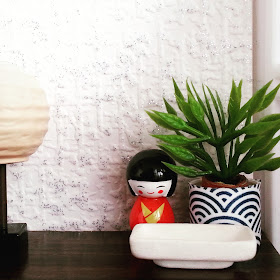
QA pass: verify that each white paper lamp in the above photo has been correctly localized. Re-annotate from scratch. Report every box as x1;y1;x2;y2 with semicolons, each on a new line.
0;62;49;163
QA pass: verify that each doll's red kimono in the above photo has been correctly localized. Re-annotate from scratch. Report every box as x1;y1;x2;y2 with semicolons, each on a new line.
129;196;174;230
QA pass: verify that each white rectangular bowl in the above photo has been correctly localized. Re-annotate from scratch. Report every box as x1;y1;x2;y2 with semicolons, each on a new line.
129;223;257;269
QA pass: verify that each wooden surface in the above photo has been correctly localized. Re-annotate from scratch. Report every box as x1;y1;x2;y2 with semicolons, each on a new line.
0;231;279;280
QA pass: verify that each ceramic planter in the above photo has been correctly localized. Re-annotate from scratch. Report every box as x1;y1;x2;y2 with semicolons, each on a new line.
189;179;261;245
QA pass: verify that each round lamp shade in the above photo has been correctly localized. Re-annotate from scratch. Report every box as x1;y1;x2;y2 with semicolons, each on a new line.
0;62;49;164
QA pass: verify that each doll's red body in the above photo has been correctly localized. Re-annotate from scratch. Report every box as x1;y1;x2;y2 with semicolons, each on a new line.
129;196;174;230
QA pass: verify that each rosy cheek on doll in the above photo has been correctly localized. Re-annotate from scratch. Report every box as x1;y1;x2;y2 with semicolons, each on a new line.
138;190;143;195
158;190;164;194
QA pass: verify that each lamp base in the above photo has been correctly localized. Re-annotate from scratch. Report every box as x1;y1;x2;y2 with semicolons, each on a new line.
0;223;28;266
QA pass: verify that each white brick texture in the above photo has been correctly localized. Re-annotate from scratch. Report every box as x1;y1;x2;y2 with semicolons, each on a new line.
0;0;252;230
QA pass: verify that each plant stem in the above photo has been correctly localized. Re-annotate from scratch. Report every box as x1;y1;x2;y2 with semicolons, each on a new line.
237;150;253;170
216;146;228;179
197;143;217;168
195;158;219;177
245;115;251;126
219;129;244;147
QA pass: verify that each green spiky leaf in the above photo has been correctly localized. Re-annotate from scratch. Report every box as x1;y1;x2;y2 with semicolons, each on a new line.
258;83;280;112
163;162;211;178
173;78;185;100
236;137;259;154
228;80;241;125
175;96;197;124
239;153;275;174
163;98;177;115
152;134;210;145
159;144;196;162
188;93;205;122
146;111;176;130
254;135;280;157
248;80;273;117
152;111;205;137
242;119;280;135
206;85;226;133
257;157;280;171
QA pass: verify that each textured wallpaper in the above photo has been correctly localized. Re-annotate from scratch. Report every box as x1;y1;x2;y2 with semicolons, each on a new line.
0;0;252;231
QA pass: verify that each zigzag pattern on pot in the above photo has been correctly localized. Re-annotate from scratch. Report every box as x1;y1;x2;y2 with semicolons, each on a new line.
189;181;261;245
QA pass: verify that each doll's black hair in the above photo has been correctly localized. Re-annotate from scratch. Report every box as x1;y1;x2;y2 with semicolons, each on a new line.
126;149;178;197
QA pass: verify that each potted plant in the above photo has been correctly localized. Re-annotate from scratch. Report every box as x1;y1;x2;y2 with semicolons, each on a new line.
146;78;280;245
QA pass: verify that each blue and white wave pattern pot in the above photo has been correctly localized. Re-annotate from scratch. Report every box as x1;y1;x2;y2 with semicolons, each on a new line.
189;179;261;245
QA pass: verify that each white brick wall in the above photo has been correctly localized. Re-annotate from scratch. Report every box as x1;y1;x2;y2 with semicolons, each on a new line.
0;0;252;230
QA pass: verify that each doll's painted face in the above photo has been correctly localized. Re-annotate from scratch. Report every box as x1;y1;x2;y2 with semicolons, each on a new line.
128;179;172;198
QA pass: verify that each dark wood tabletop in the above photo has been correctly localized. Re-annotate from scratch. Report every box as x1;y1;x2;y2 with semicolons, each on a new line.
0;230;279;280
